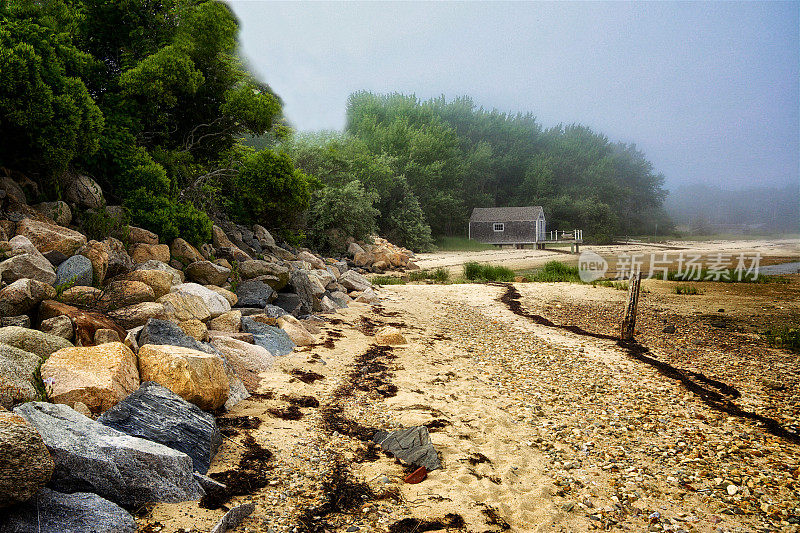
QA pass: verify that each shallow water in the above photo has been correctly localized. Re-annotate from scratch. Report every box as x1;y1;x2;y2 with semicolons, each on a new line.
760;261;800;275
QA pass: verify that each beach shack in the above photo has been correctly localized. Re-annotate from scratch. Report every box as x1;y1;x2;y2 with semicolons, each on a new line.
469;206;583;251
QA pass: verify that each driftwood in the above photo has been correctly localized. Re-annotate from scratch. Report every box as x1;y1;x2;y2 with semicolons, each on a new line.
209;502;256;533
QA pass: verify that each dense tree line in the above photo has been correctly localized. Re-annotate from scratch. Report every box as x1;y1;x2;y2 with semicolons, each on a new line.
287;92;672;250
0;0;312;245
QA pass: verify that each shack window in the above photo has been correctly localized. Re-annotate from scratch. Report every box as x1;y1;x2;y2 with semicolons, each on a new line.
493;223;504;232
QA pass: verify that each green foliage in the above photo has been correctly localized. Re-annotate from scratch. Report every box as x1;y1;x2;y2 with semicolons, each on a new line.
124;188;212;247
233;148;313;225
307;180;379;253
463;262;515;282
761;326;800;353
283;132;433;252
0;5;103;187
674;284;702;295
1;0;303;245
370;275;406;285
75;206;129;243
344;92;670;244
526;261;581;283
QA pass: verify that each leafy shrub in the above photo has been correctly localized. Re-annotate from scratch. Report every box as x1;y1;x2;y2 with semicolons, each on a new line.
527;261;581;282
124;188;212;247
463;262;515;282
307;180;379;253
233;148;313;226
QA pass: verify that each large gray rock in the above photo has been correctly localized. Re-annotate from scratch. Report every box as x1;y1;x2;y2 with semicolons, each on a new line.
289;270;319;313
55;254;94;287
0;326;73;359
238;260;290;289
0;344;42;408
234;279;276;308
14;402;204;507
241;317;295;356
340;269;371;292
0;410;54;508
98;382;222;474
0;278;55;316
372;426;441;471
65;173;104;209
139;318;210;353
0;488;135;533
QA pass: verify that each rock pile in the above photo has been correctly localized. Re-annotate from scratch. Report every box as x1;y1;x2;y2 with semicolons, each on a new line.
348;236;419;272
0;172;385;529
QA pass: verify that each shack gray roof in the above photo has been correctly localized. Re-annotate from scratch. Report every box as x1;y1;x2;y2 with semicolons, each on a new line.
469;206;544;222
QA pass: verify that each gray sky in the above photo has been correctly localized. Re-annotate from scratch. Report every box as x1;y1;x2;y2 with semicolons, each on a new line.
227;1;799;191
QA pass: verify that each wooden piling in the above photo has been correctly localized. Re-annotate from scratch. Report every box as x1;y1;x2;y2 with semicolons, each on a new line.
620;271;642;341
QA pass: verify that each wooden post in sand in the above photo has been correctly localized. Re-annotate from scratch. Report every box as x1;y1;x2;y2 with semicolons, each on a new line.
620;271;642;341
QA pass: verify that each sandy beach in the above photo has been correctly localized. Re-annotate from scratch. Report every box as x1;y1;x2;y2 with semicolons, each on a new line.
137;243;800;533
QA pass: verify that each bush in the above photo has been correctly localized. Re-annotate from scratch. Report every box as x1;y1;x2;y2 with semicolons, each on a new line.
463;262;515;282
124;188;212;247
232;148;313;226
527;261;581;282
307;180;379;253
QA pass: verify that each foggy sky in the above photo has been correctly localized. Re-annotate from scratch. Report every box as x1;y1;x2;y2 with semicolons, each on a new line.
227;1;799;191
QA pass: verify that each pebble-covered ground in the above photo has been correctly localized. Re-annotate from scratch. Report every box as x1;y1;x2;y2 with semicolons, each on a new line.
139;278;800;533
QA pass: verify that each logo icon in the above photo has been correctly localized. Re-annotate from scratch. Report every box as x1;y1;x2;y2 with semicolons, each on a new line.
578;250;608;282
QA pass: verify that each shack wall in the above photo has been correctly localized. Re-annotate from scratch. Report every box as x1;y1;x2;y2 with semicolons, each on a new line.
470;220;537;244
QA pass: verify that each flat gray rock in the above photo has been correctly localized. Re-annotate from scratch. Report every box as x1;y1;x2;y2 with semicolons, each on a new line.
0;488;135;533
241;317;295;356
98;382;222;474
138;318;217;354
14;402;204;507
372;426;441;471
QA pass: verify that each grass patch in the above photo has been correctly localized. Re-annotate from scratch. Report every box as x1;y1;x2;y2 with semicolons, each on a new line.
762;326;800;353
408;267;451;283
525;261;581;283
593;280;629;290
463;261;515;282
370;275;406;286
435;236;495;251
674;284;703;295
